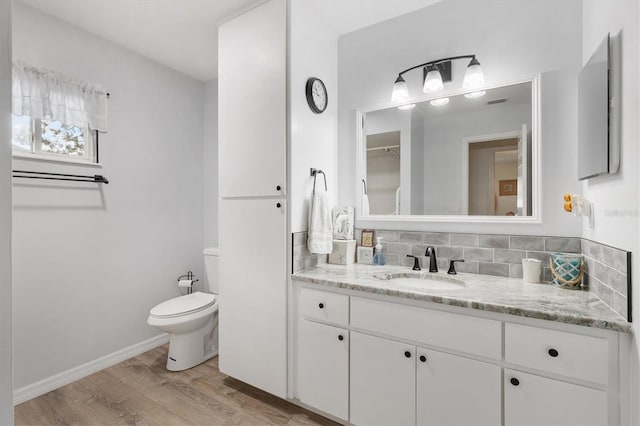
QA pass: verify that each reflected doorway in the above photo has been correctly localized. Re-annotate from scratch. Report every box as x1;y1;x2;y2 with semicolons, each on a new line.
366;131;400;215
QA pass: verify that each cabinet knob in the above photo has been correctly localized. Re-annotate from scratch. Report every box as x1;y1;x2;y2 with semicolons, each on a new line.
276;202;282;208
548;348;559;357
419;355;427;363
318;303;324;309
404;351;411;358
510;378;520;386
338;335;344;341
276;185;281;191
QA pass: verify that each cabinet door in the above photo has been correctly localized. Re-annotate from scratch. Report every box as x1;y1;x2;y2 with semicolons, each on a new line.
416;348;501;426
350;332;415;426
219;198;287;397
504;369;608;426
218;0;286;198
296;320;348;420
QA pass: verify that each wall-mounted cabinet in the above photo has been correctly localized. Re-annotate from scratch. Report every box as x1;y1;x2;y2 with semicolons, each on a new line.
292;283;621;426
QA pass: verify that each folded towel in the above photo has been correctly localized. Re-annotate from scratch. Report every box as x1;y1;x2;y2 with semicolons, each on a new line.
362;194;370;216
308;190;333;254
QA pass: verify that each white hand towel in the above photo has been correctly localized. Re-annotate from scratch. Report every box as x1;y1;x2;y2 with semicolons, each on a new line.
307;190;333;254
362;194;370;216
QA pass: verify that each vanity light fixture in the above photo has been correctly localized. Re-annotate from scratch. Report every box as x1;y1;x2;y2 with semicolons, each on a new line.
430;97;449;106
391;54;485;103
464;90;486;99
398;103;416;110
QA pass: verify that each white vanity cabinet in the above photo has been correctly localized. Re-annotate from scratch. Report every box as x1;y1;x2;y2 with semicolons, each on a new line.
291;281;622;426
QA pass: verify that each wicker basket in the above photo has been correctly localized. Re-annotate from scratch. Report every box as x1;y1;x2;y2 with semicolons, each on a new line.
550;253;584;289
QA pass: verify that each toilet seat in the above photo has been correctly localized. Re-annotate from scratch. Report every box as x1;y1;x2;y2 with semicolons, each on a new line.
150;292;217;318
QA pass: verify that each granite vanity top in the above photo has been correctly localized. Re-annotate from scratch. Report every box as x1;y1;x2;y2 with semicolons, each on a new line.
293;264;631;332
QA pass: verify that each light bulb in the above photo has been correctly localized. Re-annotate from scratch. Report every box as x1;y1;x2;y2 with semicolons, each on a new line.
423;67;444;93
463;57;485;90
430;97;449;107
464;90;486;98
391;75;410;103
398;104;415;110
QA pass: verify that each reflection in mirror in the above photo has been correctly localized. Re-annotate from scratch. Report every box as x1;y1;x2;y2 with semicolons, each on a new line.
363;81;533;217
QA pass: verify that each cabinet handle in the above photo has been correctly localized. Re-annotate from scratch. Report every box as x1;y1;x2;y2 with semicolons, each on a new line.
404;351;411;358
318;303;324;309
276;202;282;208
419;355;427;363
548;348;559;357
276;185;281;191
510;378;520;386
338;335;344;341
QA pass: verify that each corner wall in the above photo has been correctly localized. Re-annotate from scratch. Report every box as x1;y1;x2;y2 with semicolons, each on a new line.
11;2;205;392
0;0;12;421
581;0;640;423
203;79;219;248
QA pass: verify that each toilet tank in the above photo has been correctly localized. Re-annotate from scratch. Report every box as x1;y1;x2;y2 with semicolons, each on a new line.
203;247;220;294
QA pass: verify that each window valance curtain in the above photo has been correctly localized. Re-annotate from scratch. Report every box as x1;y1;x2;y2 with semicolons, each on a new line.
12;62;109;132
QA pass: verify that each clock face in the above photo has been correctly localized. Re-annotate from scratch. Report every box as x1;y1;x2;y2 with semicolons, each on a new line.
306;78;328;113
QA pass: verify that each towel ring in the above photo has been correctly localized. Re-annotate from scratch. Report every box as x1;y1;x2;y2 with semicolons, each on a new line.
312;169;328;193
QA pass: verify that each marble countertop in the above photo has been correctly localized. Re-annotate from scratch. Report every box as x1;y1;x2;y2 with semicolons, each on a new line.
293;264;631;332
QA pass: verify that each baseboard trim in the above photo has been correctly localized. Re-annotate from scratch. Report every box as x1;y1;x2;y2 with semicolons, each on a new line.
13;333;170;406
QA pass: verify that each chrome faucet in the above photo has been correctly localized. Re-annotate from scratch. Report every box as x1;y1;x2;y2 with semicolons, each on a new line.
425;246;438;272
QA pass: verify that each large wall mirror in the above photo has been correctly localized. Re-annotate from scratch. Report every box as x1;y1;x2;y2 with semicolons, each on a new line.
358;79;539;222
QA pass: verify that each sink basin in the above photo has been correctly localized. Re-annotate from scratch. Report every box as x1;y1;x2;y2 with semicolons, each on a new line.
379;273;466;291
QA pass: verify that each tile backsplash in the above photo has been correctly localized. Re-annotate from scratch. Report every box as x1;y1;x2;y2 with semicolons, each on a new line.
291;229;631;322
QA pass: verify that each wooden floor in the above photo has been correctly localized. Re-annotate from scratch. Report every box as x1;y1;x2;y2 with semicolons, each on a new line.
15;345;339;426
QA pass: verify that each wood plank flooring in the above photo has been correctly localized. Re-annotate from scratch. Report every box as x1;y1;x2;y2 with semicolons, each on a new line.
15;345;339;426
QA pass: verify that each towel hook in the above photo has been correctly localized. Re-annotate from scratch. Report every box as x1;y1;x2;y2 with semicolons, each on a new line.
310;168;328;193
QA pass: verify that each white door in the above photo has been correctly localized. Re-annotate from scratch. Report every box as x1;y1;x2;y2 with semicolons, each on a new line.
350;332;415;426
416;348;501;426
218;0;287;198
516;124;528;215
504;369;607;426
296;320;349;420
219;198;287;397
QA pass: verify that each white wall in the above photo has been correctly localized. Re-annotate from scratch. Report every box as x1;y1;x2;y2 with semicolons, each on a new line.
581;0;640;423
0;0;12;421
289;1;338;233
203;79;218;248
12;2;205;390
338;0;583;235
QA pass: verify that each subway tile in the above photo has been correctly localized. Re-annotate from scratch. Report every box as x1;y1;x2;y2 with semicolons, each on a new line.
611;249;629;273
292;232;306;247
463;247;493;262
450;233;479;247
375;230;399;242
545;237;581;253
436;246;464;260
385;242;411;255
479;234;510;249
543;267;553;282
510;236;545;251
589;277;602;298
456;260;478;274
586;240;603;259
494;249;527;264
614;291;629;321
354;229;363;244
526;251;551;266
384;253;402;266
422;232;450;246
607;268;628;296
411;245;429;257
398;231;423;244
436;258;449;271
479;262;509;277
590;260;608;282
293;259;306;273
598;283;615;309
510;264;523;279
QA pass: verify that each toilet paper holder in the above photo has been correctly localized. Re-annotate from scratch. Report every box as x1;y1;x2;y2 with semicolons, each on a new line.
177;271;199;294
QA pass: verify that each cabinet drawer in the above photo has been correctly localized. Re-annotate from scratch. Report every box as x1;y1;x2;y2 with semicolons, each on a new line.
351;297;501;359
505;323;608;385
299;287;349;326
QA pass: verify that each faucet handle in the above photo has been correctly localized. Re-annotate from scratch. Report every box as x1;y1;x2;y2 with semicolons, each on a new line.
406;255;421;271
447;259;465;275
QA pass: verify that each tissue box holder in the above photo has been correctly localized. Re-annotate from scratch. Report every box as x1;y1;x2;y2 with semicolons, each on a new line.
329;240;356;265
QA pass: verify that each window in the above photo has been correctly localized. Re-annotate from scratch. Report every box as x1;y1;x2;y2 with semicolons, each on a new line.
12;115;98;164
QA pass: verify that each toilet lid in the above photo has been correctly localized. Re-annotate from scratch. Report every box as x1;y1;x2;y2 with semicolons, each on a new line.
150;292;217;318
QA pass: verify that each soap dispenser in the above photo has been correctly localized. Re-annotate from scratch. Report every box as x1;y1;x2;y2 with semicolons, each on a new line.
373;237;385;265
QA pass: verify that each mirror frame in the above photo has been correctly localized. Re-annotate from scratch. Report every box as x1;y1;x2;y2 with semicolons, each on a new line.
356;76;541;225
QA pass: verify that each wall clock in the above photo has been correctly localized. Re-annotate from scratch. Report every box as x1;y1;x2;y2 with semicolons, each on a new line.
305;77;328;114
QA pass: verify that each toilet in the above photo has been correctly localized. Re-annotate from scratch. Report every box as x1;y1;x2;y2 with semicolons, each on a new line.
147;248;220;371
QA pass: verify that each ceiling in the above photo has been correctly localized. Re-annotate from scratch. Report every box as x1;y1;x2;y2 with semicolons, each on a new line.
19;0;441;82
